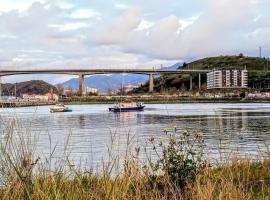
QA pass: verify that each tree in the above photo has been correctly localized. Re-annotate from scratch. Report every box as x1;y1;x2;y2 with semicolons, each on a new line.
238;53;244;58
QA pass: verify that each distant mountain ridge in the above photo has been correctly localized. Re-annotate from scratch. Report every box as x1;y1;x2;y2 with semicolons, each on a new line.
59;63;181;92
59;74;149;92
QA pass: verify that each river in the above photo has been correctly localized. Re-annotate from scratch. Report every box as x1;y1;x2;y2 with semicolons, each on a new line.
1;103;270;168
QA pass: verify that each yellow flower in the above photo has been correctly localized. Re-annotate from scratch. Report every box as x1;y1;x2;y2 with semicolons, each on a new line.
180;138;186;143
183;129;189;135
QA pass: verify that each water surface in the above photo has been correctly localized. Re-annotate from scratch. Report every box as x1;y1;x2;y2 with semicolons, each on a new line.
1;103;270;167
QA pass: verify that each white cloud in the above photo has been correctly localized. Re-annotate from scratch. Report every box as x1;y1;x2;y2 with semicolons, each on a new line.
89;0;269;60
0;0;45;12
49;22;88;31
0;0;270;84
71;9;101;19
91;7;142;45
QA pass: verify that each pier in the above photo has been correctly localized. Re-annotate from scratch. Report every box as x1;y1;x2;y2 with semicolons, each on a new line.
0;100;55;108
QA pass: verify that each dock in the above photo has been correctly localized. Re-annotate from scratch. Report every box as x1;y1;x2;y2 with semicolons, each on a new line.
0;100;55;108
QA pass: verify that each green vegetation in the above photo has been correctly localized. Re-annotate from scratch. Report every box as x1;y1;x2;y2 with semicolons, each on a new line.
133;55;270;93
185;55;270;71
1;80;58;96
0;123;270;199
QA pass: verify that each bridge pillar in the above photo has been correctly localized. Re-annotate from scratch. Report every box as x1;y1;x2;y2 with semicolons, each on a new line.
190;75;193;91
198;73;201;90
79;73;85;96
149;74;154;93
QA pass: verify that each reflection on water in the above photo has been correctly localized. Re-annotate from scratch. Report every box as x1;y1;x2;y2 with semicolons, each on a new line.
1;103;270;166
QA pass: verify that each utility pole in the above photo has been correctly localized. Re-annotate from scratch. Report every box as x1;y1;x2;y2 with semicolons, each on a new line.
0;76;1;99
14;82;17;98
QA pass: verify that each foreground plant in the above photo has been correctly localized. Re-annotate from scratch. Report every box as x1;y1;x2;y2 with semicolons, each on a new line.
148;127;205;190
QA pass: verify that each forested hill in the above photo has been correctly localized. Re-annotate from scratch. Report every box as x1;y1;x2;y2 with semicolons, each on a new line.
1;80;58;96
180;55;270;70
133;55;270;93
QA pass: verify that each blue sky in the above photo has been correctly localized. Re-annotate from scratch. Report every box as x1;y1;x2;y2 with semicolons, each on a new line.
0;0;269;83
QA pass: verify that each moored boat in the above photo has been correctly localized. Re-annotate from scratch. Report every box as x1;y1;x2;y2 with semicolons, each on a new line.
50;104;72;113
109;101;145;112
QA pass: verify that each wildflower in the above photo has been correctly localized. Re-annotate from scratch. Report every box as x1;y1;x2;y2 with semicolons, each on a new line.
180;138;186;143
163;128;168;134
169;137;176;144
173;125;177;132
196;132;203;139
183;129;189;136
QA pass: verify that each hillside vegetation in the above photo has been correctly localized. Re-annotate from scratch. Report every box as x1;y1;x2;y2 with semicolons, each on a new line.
1;80;58;96
184;55;270;70
133;55;270;93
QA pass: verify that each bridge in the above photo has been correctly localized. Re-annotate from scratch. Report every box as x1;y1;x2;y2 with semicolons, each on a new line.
0;68;211;95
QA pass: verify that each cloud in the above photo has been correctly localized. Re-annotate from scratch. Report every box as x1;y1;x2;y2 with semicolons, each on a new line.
91;7;142;45
0;0;270;84
89;0;270;60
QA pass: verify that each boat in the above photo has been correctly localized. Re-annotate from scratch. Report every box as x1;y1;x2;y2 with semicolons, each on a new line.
109;101;145;112
50;103;72;113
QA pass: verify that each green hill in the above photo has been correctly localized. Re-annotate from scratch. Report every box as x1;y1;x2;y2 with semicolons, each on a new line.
1;80;58;96
133;55;270;93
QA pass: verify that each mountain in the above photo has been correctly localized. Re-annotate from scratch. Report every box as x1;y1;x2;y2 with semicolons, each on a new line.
0;80;58;96
59;63;182;92
133;55;270;93
59;74;149;92
166;62;183;70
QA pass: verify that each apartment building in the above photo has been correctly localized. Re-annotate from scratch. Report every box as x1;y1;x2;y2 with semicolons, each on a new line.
207;69;248;89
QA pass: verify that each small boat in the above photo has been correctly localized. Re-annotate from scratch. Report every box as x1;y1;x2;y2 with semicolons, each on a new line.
109;101;145;112
50;104;72;113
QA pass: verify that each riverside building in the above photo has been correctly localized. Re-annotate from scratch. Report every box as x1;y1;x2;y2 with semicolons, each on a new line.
207;69;248;89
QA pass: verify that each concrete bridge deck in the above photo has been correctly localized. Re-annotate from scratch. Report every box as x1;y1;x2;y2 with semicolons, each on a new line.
0;69;211;76
0;68;212;95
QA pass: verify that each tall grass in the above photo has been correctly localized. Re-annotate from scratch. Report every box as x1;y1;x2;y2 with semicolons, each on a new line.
0;120;270;199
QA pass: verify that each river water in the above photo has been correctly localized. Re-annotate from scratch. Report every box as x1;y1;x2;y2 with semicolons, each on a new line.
1;103;270;167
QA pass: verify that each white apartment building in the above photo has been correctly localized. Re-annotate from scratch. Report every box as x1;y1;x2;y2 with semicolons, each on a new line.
207;69;248;89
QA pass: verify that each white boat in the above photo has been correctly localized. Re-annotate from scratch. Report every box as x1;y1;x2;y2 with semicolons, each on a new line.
50;104;72;113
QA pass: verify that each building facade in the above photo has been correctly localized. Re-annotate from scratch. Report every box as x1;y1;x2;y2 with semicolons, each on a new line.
207;69;248;89
85;87;98;94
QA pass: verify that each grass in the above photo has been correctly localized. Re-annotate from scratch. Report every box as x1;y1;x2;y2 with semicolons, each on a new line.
0;121;270;199
0;155;270;199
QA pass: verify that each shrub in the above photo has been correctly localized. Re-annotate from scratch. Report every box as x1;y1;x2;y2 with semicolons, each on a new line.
149;128;205;189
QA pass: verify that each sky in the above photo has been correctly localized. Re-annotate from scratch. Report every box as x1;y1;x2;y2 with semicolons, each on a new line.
0;0;270;83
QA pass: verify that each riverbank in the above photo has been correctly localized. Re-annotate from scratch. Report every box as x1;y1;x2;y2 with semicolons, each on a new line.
0;154;269;199
1;97;270;108
61;96;270;104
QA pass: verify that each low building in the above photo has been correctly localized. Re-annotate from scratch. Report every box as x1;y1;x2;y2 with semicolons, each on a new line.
21;93;58;101
207;69;248;89
21;93;49;101
85;87;98;94
123;84;138;93
45;93;59;101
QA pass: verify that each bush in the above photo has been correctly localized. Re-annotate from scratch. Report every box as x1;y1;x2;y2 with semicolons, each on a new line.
149;128;205;189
